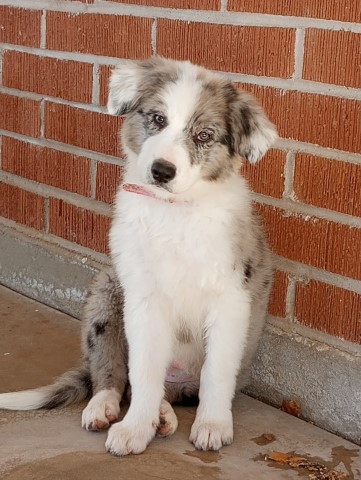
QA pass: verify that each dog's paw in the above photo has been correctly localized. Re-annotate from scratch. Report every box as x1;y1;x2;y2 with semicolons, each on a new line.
105;421;155;456
189;411;233;451
157;400;178;438
82;389;121;432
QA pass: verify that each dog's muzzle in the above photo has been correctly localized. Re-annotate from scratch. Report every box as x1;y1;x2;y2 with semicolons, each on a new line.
151;159;176;184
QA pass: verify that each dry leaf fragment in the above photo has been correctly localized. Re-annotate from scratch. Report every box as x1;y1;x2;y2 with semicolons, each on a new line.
266;451;347;479
281;399;301;417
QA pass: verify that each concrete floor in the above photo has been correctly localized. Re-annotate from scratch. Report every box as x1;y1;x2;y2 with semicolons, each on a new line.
0;285;360;480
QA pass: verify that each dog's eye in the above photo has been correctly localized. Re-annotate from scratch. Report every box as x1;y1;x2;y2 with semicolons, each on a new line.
196;131;213;143
153;114;166;127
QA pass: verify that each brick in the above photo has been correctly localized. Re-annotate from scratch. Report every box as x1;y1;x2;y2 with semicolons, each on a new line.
157;20;295;78
257;204;361;281
241;149;285;198
228;0;361;23
0;94;40;137
0;7;41;47
114;0;220;8
241;85;361;154
295;281;361;344
49;198;111;253
99;65;113;107
303;30;361;89
44;103;122;157
268;271;288;318
46;12;152;58
2;137;91;196
294;154;361;218
0;183;44;230
95;162;123;204
3;52;93;103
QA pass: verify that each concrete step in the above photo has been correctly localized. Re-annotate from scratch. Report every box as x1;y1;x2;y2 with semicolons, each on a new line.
0;285;360;479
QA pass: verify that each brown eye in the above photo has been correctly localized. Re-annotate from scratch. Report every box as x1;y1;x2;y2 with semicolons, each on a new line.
153;113;166;127
196;130;212;143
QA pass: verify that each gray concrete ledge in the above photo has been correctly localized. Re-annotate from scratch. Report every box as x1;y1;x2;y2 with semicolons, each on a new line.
1;224;360;445
0;224;103;318
246;324;361;445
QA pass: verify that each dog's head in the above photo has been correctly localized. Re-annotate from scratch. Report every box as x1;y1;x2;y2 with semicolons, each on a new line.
108;57;277;195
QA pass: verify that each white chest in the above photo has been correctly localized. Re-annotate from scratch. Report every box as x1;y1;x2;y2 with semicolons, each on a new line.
110;194;237;317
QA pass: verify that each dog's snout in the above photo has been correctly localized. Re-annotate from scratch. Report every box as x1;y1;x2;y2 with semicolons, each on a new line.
151;159;176;184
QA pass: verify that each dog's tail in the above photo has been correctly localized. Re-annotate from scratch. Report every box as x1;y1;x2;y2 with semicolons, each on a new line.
0;366;92;411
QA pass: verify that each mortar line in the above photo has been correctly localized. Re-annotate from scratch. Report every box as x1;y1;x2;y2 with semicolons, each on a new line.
151;18;157;55
1;44;360;101
0;130;125;165
40;9;46;49
293;28;305;80
267;315;361;357
43;196;50;233
227;72;361;100
0;170;113;217
3;0;361;33
252;192;361;229
2;70;361;105
92;63;100;105
40;99;45;137
90;159;97;199
0;85;108;113
272;254;361;295
285;276;297;321
220;0;228;12
283;150;296;199
274;139;361;165
0;43;121;65
0;216;112;266
0;49;3;86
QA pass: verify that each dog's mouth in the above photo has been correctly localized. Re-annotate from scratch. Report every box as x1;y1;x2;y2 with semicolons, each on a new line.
123;183;179;204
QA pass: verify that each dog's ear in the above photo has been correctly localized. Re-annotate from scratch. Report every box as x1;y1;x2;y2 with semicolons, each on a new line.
107;60;144;116
107;57;176;116
230;89;278;163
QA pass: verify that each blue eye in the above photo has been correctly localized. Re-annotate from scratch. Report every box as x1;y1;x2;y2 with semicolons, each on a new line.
153;114;166;126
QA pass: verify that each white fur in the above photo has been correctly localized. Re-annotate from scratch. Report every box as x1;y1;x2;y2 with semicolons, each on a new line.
242;123;278;164
0;60;274;457
0;390;48;410
134;74;205;194
82;388;121;431
104;62;275;455
107;61;142;115
108;174;253;455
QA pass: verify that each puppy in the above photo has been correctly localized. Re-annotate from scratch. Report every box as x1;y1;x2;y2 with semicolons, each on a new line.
0;57;277;456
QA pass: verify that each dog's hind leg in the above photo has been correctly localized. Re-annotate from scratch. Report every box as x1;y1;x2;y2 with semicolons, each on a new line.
81;269;129;432
156;381;201;438
157;399;178;437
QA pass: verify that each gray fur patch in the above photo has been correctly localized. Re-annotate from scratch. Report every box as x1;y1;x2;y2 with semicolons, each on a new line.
244;260;253;282
87;333;95;350
94;321;107;336
176;324;192;344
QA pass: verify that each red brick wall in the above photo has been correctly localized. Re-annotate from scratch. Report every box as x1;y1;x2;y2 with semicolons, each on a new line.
0;2;360;344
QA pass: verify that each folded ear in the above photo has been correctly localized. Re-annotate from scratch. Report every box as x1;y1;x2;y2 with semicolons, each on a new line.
107;60;144;116
107;57;178;116
231;89;278;163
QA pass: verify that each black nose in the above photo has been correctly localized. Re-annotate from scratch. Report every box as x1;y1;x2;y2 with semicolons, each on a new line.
151;159;176;184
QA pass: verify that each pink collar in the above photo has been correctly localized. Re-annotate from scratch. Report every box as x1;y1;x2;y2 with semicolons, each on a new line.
123;183;178;204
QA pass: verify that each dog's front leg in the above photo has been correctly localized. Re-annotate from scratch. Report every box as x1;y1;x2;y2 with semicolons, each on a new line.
106;293;172;456
190;287;251;451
